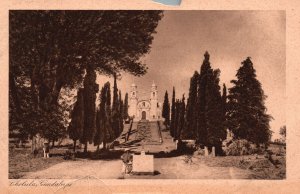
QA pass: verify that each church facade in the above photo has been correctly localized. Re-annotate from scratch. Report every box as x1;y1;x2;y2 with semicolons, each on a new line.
128;82;163;121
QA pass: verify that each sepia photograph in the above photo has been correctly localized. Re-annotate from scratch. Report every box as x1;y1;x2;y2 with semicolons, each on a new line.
9;10;286;180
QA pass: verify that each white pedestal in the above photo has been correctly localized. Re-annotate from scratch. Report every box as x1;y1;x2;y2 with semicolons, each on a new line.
132;153;154;174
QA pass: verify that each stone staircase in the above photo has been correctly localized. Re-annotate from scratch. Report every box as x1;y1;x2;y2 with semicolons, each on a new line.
114;120;175;153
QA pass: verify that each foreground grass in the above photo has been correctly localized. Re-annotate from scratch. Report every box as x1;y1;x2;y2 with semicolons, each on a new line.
9;148;65;179
195;154;286;179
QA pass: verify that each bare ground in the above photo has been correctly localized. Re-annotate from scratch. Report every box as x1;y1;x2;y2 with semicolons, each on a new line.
9;148;65;179
22;155;254;179
13;148;285;179
11;121;285;179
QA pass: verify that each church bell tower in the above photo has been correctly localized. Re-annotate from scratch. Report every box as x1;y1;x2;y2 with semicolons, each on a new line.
150;81;158;120
128;83;138;119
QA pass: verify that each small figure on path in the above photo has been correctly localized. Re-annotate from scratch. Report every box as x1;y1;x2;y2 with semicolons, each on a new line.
121;148;133;175
43;142;50;158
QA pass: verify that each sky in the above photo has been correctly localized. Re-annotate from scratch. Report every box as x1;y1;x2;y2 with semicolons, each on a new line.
97;10;286;140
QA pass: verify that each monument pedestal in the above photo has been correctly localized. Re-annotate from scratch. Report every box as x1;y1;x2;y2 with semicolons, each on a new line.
132;151;154;175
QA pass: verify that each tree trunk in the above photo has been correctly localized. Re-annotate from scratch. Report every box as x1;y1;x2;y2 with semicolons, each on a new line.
31;135;37;153
52;139;55;148
103;140;106;150
73;140;76;152
84;142;88;153
103;125;107;150
9;73;21;113
31;136;35;153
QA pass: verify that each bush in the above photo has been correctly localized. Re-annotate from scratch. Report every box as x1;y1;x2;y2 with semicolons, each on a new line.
63;150;75;160
194;148;205;156
177;140;196;155
224;139;262;156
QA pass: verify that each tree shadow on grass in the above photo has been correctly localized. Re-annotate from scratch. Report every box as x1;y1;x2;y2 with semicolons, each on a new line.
76;149;145;161
150;150;192;158
74;149;124;161
116;139;143;150
130;170;161;176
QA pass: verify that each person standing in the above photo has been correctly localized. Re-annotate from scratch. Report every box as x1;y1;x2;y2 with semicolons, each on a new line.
43;142;50;158
121;148;133;175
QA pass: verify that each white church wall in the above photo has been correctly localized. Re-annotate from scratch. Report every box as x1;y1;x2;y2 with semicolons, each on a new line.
128;82;163;121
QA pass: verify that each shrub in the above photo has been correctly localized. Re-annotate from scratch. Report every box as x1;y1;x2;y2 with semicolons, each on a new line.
63;150;75;160
194;148;205;156
224;139;262;156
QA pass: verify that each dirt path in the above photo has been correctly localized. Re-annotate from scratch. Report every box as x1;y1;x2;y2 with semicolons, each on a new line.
22;121;252;179
23;156;252;179
23;159;123;179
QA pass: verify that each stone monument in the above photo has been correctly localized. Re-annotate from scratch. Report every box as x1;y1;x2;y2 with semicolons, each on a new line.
132;151;154;175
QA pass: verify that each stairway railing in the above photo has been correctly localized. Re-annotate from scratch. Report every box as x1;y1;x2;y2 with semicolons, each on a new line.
125;119;134;142
157;121;163;144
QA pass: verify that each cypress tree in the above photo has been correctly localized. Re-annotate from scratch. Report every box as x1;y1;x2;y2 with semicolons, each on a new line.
81;66;98;153
94;86;106;151
119;90;124;135
96;82;113;150
123;93;129;119
174;99;181;139
227;57;272;145
178;95;186;140
162;90;170;126
68;88;85;152
184;71;199;139
222;84;227;115
170;87;176;137
197;51;212;146
205;69;226;154
112;74;119;112
222;83;227;132
112;74;120;137
104;82;113;148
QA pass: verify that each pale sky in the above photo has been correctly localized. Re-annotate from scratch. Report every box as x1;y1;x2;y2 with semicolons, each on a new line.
97;10;286;140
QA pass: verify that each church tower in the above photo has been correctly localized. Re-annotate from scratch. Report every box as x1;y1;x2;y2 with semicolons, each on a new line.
128;83;138;119
150;81;158;120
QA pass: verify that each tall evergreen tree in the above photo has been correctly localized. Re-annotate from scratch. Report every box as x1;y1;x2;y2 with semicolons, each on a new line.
197;51;212;145
227;57;272;145
174;99;180;139
94;86;106;150
222;84;227;114
178;95;186;140
95;82;113;150
221;83;227;131
104;82;113;148
170;87;176;137
184;71;199;139
123;93;129;119
112;74;119;112
205;69;226;154
162;90;170;126
68;88;84;152
81;66;98;153
119;90;124;135
112;74;120;137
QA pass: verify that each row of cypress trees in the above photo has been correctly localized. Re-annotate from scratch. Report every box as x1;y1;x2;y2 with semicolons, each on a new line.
68;72;129;152
162;51;272;154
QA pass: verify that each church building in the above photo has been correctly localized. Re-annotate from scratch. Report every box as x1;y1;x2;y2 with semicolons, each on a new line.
128;82;163;121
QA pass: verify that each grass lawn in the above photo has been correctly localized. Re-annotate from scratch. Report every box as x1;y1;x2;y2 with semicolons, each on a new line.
9;148;65;179
194;145;286;180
